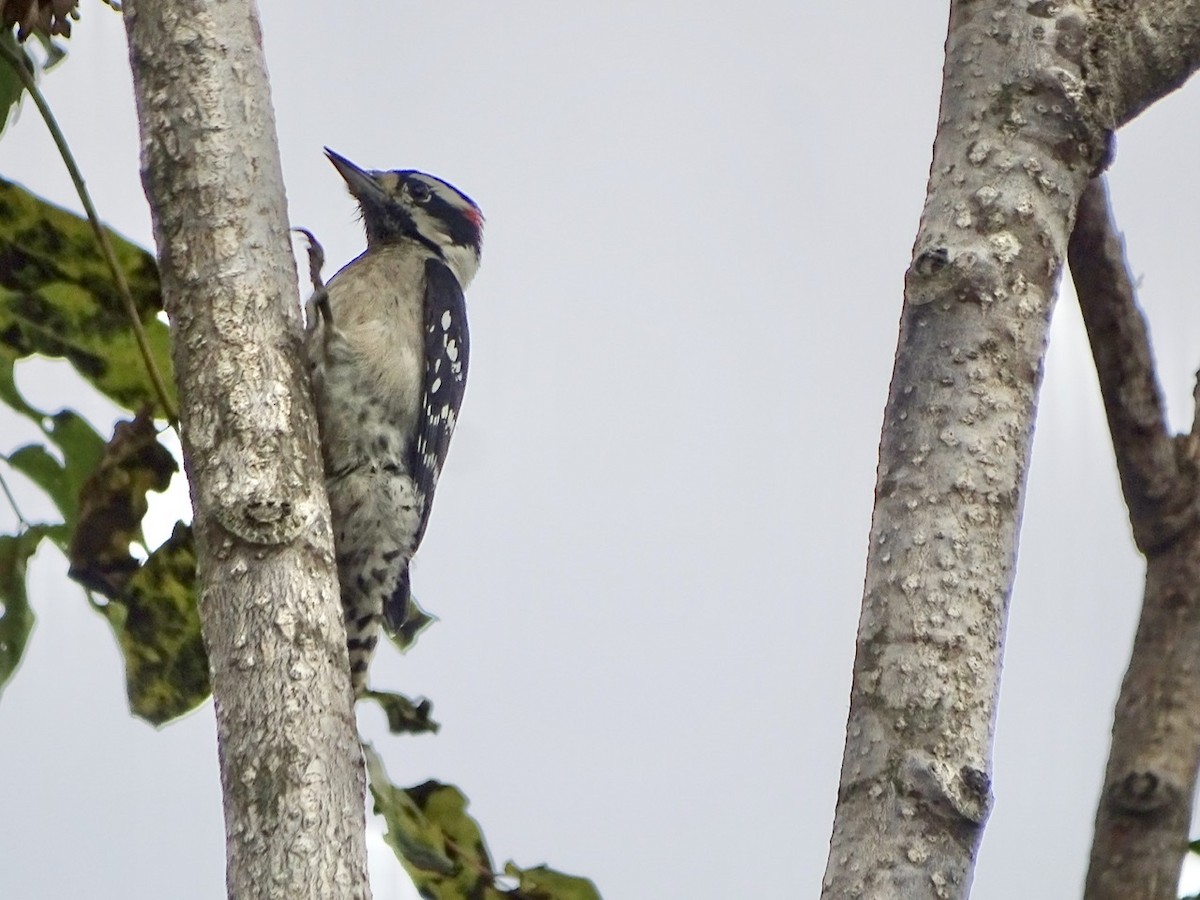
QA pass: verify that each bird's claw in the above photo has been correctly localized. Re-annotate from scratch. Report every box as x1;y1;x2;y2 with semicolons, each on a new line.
293;227;333;329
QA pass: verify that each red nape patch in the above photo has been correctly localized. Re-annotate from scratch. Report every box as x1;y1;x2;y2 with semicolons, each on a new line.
463;205;485;229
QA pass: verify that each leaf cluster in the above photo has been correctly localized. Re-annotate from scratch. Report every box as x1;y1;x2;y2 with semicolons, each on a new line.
0;175;197;722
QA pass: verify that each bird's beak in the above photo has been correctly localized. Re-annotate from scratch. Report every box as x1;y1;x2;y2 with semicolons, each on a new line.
324;148;386;202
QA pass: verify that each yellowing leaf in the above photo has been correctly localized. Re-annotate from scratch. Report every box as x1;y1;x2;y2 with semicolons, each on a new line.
365;746;507;900
99;521;207;725
364;747;603;899
0;177;175;416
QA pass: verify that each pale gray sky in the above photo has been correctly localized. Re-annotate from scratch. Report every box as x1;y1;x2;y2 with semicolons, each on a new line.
3;3;1200;899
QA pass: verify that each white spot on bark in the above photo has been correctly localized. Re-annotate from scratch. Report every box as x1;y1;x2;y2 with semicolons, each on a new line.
988;232;1021;264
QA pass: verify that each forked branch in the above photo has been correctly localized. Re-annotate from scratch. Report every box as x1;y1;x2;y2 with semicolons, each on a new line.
1070;178;1200;900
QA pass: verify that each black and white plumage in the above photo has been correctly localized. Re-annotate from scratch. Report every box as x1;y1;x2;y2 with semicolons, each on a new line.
306;148;482;694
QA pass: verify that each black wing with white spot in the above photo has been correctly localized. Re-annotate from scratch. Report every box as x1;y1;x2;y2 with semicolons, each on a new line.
410;257;470;550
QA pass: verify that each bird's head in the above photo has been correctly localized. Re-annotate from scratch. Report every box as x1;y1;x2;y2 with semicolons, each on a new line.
325;147;484;287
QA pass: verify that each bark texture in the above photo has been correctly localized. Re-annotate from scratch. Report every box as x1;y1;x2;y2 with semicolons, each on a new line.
1088;0;1200;128
122;2;371;899
823;0;1200;890
821;3;1106;896
1071;180;1200;900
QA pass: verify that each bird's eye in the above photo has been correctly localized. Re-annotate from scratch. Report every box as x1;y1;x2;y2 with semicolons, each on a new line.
408;182;432;204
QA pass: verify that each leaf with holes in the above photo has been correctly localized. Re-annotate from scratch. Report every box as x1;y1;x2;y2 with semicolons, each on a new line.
68;408;176;596
97;521;207;725
365;746;508;900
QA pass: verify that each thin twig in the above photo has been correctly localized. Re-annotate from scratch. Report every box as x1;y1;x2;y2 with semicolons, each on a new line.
0;39;179;428
0;466;30;529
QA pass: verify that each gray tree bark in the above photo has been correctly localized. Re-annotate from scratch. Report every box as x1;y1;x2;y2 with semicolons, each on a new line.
1070;180;1200;900
122;2;371;898
821;3;1200;897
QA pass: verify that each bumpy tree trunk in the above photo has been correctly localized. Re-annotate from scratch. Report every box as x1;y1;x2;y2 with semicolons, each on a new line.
822;3;1200;897
122;2;371;898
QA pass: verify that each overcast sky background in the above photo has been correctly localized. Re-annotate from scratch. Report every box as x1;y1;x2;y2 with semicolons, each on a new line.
3;3;1200;899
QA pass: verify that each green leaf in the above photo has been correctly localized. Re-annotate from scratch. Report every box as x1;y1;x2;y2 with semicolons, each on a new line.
363;688;439;735
0;529;41;693
365;746;508;900
385;593;436;652
97;521;208;725
0;524;64;695
503;864;602;900
5;444;74;520
2;410;106;529
0;30;29;135
0;360;108;532
0;353;36;416
0;177;175;416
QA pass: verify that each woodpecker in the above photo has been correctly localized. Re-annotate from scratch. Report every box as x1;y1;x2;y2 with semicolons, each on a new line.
305;148;483;694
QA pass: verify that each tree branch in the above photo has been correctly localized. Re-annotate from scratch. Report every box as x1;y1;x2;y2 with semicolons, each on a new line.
822;1;1200;888
1069;179;1200;900
121;2;370;898
820;3;1109;896
1067;179;1192;552
1089;0;1200;128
